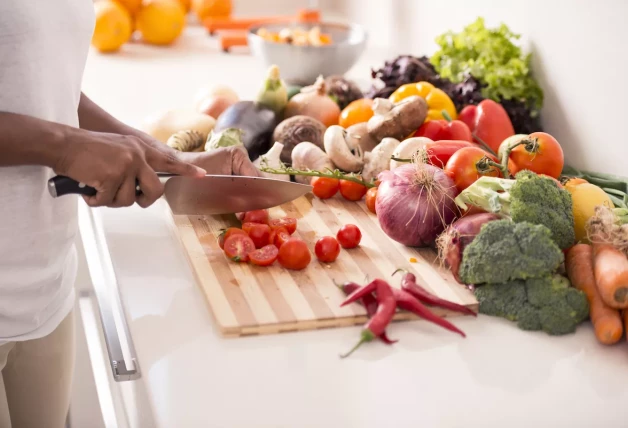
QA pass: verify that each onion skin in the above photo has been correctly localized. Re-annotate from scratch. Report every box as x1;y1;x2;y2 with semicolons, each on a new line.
437;213;501;283
375;164;460;247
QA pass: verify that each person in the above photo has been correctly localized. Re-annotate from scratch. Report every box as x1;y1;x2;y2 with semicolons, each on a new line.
0;1;258;426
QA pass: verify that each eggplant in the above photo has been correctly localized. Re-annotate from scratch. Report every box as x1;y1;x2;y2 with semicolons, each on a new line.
213;101;279;161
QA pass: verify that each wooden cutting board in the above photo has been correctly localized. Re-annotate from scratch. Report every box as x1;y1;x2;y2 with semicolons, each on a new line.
171;194;478;337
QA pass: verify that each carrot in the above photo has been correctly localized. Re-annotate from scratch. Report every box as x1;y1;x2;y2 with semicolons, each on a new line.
566;244;623;345
624;310;628;342
592;243;628;309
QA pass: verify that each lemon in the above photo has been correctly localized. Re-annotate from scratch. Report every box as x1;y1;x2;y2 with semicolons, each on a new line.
92;1;133;53
565;180;614;243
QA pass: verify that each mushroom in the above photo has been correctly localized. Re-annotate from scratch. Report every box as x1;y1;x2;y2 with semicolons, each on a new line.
361;138;401;182
389;137;433;170
291;142;335;184
345;122;378;153
367;95;428;143
323;125;364;173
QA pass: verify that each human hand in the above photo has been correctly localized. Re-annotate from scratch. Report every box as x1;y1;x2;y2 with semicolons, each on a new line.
177;146;261;177
54;131;206;208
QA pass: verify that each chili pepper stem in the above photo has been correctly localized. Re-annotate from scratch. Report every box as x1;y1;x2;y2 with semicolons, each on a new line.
392;268;408;277
339;330;375;359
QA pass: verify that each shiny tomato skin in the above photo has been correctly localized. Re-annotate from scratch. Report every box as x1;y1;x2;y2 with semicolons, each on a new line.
223;234;255;262
242;222;271;249
240;210;269;224
314;236;341;263
278;238;311;270
270;226;290;248
311;177;340;199
415;120;472;142
268;217;297;235
249;245;279;267
336;224;362;249
444;146;502;192
365;187;377;214
339;180;367;201
509;132;564;179
218;227;247;249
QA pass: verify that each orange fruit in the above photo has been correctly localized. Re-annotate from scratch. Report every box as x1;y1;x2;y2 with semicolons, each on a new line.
136;0;186;45
338;99;374;128
176;0;192;12
191;0;232;22
112;0;143;16
92;1;133;53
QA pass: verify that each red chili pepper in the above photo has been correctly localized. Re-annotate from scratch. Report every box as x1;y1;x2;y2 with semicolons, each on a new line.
340;279;397;358
339;280;376;307
392;287;466;338
336;281;397;345
414;119;473;142
458;100;515;155
393;269;477;317
424;140;476;169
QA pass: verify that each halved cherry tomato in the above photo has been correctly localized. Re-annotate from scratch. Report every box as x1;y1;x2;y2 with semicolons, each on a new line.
278;238;311;270
311;177;339;199
338;98;374;128
365;187;377;214
271;226;291;249
336;224;361;249
249;245;279;266
242;222;271;249
444;146;502;192
315;236;340;263
223;234;255;262
237;210;269;225
339;180;367;201
508;132;564;179
217;227;247;249
268;217;297;234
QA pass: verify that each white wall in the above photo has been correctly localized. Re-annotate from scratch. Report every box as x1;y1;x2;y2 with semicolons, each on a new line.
303;0;628;176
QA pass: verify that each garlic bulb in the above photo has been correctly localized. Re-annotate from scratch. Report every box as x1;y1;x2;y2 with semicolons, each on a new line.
166;130;205;152
254;142;290;181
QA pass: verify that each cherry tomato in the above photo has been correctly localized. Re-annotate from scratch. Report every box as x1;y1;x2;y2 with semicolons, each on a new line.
217;227;247;249
338;98;374;128
268;217;297;235
365;187;377;214
278;238;311;270
238;210;269;225
242;222;271;249
508;132;564;179
249;245;279;267
314;236;341;263
271;227;291;249
444;147;502;192
339;180;367;201
311;177;339;199
336;224;361;249
223;234;255;262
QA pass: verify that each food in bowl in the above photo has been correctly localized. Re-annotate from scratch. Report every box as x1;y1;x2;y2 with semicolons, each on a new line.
256;26;332;46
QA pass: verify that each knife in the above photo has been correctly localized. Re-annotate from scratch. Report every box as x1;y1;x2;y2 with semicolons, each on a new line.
47;174;312;215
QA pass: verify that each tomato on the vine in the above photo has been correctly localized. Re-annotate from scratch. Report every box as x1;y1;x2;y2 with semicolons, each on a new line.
365;187;377;214
242;222;271;248
249;245;279;267
217;227;247;249
507;132;564;179
338;98;374;128
238;210;269;224
268;217;297;234
314;236;341;263
278;238;311;270
311;177;339;199
337;224;361;249
339;180;367;201
223;234;255;262
444;147;502;192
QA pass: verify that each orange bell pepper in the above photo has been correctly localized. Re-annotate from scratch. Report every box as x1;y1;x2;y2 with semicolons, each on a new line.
389;81;457;122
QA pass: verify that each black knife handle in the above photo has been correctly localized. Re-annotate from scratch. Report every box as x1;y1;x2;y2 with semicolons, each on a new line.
48;175;141;198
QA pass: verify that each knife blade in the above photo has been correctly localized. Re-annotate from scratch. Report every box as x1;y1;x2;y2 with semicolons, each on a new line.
47;174;312;215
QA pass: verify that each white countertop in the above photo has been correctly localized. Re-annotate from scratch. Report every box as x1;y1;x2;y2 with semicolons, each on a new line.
82;26;628;428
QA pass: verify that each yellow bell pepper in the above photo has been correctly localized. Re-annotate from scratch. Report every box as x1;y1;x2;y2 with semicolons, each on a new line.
389;81;457;121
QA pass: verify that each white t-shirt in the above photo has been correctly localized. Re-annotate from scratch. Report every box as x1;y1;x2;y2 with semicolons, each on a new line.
0;0;95;342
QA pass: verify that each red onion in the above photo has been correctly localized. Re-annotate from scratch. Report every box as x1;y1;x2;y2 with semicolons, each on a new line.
375;163;460;247
436;213;501;283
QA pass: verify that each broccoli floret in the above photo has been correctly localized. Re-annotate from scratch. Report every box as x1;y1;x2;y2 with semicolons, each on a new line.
455;171;576;249
473;275;590;336
459;220;564;285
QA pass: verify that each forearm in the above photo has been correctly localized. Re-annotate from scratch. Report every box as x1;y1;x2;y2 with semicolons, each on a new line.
78;93;144;138
0;112;74;167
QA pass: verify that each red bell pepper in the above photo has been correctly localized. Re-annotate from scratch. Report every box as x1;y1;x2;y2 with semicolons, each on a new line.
425;140;476;169
414;119;473;142
458;100;515;154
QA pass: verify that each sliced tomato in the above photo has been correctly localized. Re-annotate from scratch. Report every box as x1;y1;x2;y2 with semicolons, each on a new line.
311;177;339;199
271;226;291;248
365;187;377;214
337;224;362;249
242;222;271;249
339;180;367;201
249;245;279;266
223;234;255;262
238;210;269;225
278;238;311;270
268;217;297;235
314;236;340;263
217;227;247;249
